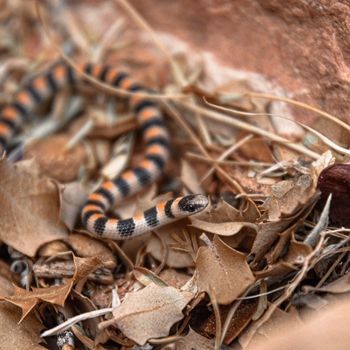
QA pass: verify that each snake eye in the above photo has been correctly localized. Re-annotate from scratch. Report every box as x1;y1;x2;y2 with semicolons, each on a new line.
178;195;209;214
187;204;196;212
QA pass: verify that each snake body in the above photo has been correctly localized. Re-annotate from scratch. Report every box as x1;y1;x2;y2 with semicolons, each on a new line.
0;62;208;239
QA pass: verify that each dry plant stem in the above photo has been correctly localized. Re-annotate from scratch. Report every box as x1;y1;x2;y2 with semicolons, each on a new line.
341;253;350;275
94;18;125;61
304;194;332;247
41;307;114;337
200;134;253;183
180;101;320;159
315;233;350;262
35;1;185;101
205;98;350;156
116;0;212;147
300;122;350;156
71;326;108;350
108;241;134;270
208;286;222;350
243;234;325;347
101;133;134;179
186;152;274;167
164;101;246;194
0;58;29;83
148;335;183;344
115;0;186;87
61;6;90;53
220;284;254;344
153;230;169;275
245;92;350;134
316;251;346;288
195;109;212;146
65;118;94;150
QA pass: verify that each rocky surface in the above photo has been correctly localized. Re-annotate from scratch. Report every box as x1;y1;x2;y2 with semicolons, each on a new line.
130;0;350;129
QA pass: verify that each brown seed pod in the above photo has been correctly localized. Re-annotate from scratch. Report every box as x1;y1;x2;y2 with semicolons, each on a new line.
317;164;350;227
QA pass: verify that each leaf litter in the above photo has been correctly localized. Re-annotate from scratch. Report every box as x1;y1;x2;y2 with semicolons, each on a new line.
0;1;349;350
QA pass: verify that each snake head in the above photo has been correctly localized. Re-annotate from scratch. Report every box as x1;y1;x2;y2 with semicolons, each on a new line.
178;194;209;214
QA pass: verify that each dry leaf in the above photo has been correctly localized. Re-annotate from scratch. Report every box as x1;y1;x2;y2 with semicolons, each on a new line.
106;283;193;345
251;201;314;262
23;134;87;182
0;159;67;257
1;256;102;322
171;328;214;350
68;232;116;268
191;217;255;236
263;174;314;221
310;150;335;183
181;159;204;194
60;182;89;230
195;199;245;222
146;221;194;268
195;235;255;304
159;269;191;289
0;276;46;350
193;300;258;344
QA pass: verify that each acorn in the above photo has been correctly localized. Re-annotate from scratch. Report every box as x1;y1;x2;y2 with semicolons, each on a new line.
317;164;350;227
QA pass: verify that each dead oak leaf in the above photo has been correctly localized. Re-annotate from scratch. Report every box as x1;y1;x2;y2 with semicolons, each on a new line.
146;221;194;268
191;217;257;236
0;276;46;350
60;182;89;230
262;174;315;221
195;235;255;304
252;198;316;263
181;159;204;194
106;283;193;345
172;328;214;350
191;199;258;236
0;159;67;257
0;256;102;322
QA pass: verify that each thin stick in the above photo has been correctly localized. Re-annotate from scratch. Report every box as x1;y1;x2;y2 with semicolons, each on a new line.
34;1;185;101
206;99;350;157
200;134;253;183
186;152;274;167
180;101;320;159
245;92;350;133
41;307;113;337
165;102;246;194
208;287;222;350
115;0;186;87
65;119;94;150
242;234;325;347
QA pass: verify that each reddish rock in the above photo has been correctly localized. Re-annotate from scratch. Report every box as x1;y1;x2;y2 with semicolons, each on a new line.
130;0;350;130
317;163;350;227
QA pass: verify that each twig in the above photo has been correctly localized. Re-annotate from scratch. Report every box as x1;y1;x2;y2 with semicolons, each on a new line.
115;0;186;87
208;286;222;350
245;92;350;134
200;134;253;183
186;152;274;167
164;101;246;194
180;101;320;159
34;1;185;101
242;233;326;347
205;98;350;156
304;193;332;247
41;308;113;338
65;118;95;150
